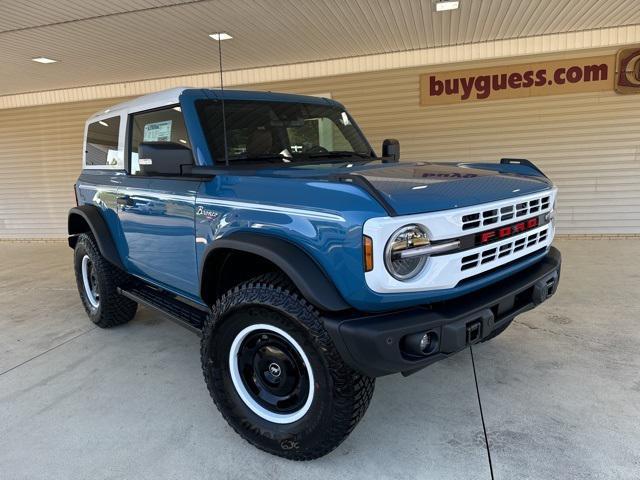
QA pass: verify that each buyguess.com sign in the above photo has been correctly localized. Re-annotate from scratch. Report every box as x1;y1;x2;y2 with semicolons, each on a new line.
419;53;630;106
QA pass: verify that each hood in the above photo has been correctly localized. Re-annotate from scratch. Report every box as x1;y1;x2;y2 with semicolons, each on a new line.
242;161;553;216
334;162;552;215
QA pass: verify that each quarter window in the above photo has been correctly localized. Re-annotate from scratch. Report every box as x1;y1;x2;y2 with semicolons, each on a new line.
85;116;121;166
129;107;191;175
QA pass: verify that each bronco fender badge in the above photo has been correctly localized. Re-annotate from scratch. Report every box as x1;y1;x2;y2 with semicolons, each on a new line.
196;205;219;220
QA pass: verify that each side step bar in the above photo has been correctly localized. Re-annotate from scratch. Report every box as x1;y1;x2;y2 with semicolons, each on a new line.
118;285;209;335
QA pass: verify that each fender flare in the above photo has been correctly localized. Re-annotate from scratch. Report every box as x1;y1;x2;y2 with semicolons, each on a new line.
67;205;124;270
200;232;351;312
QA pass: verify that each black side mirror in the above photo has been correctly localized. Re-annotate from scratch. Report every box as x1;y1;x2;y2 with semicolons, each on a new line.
138;142;193;176
382;139;400;163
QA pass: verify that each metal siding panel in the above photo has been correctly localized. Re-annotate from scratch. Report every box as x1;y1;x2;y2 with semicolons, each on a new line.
3;26;640;109
0;98;124;239
3;1;640;97
250;67;640;236
2;55;640;237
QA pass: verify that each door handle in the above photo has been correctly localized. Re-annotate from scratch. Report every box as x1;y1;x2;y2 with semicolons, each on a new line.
116;196;135;207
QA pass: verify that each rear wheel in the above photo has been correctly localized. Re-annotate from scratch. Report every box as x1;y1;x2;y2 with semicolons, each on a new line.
73;233;137;328
201;273;375;460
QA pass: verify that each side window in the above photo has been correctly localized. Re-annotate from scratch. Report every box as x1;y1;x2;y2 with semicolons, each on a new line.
85;116;121;167
129;106;191;175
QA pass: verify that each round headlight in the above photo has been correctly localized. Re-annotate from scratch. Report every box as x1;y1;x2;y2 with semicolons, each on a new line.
384;224;430;280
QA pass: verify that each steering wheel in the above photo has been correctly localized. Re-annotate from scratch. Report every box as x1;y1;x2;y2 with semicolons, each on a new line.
305;145;329;154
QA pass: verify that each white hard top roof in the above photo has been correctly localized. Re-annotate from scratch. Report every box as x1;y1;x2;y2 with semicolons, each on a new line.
87;87;337;124
88;87;189;122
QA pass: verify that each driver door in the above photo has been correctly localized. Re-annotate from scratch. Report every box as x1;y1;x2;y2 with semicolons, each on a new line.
116;106;200;298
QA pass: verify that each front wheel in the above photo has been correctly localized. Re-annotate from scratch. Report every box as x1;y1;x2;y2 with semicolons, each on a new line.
201;273;375;460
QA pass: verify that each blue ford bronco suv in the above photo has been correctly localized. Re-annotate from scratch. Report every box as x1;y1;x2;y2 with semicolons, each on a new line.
69;87;561;460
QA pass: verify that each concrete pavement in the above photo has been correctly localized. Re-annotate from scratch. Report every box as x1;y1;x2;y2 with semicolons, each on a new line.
0;239;638;479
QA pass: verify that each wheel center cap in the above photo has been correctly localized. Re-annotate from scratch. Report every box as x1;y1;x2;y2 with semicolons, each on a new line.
268;362;282;377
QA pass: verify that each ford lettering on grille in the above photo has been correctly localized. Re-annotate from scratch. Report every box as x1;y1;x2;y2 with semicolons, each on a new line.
476;217;539;245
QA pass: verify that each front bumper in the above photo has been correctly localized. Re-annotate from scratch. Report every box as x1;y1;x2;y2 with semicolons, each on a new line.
323;246;561;377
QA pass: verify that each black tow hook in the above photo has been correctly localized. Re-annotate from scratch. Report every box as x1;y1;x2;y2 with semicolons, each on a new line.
466;320;482;345
532;271;560;305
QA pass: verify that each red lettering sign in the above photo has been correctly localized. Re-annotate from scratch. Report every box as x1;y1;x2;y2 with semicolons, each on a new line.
499;227;512;238
477;217;541;245
480;231;496;243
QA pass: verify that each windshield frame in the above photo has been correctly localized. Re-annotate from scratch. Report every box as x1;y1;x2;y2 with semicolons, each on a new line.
195;98;377;167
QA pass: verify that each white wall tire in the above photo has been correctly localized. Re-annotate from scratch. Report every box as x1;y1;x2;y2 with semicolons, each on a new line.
81;254;100;309
201;272;375;460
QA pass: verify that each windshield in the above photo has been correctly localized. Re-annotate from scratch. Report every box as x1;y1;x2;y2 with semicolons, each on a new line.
197;99;372;165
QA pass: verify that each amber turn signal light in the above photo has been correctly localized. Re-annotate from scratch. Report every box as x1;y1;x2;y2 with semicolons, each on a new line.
363;235;374;272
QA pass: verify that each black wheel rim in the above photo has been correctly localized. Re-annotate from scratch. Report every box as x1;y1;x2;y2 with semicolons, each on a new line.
236;330;310;415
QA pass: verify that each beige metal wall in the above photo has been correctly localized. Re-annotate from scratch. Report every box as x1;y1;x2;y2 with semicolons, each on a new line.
252;63;640;235
0;99;124;238
1;53;639;238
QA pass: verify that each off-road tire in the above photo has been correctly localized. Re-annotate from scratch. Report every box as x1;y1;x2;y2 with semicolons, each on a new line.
201;273;375;460
73;233;137;328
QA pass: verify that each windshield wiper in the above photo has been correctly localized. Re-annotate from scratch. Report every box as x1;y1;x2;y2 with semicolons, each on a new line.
229;153;294;164
308;151;371;159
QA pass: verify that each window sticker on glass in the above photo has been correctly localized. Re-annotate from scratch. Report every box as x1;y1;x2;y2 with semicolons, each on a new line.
106;149;120;166
143;120;172;142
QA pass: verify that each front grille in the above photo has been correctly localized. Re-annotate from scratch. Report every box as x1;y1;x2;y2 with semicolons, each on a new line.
461;226;549;271
462;195;551;230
